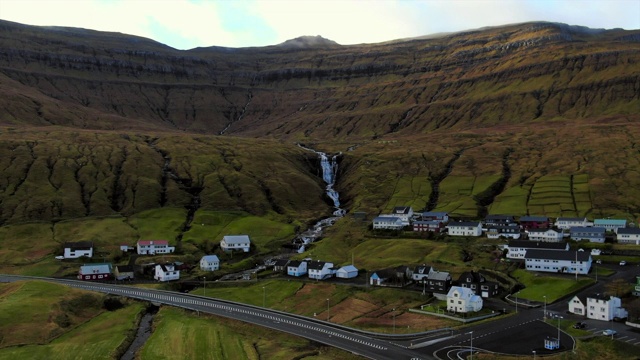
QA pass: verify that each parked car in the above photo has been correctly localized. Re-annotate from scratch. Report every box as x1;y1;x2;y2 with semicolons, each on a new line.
573;322;587;329
603;329;617;336
596;259;602;264
54;256;64;260
620;260;627;266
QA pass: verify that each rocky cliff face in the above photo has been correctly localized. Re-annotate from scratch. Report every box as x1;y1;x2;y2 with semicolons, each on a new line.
0;20;638;141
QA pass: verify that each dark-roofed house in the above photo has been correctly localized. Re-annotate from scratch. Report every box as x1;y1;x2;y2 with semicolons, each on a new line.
421;212;449;223
484;215;517;227
369;266;413;287
447;222;482;236
507;240;570;259
391;206;414;225
617;228;640;245
457;271;500;298
568;294;587;315
570;227;606;243
155;263;180;281
273;259;290;272
526;228;564;242
114;265;134;280
425;270;452;294
287;260;308;277
524;250;592;274
412;264;434;282
64;241;94;259
519;216;549;230
308;260;335;280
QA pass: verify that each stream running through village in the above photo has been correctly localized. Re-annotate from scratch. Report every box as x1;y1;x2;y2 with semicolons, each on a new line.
119;305;158;360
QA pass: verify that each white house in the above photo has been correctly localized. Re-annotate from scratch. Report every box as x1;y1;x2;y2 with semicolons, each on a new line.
570;227;606;243
412;264;434;282
64;241;94;259
526;228;564;242
524;250;592;274
446;221;482;237
486;226;521;239
154;263;180;282
569;294;628;321
446;286;483;313
287;260;308;277
137;240;175;255
390;206;414;225
336;265;358;279
220;235;251;252
308;260;335;280
617;228;640;245
594;219;627;233
506;240;569;259
199;255;220;271
372;216;404;230
555;217;591;230
421;211;449;223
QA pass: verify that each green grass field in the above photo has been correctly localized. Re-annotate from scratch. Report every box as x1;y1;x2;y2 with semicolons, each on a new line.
512;269;595;302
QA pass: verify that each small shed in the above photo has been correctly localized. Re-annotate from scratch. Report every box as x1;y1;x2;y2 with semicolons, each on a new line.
336;265;359;279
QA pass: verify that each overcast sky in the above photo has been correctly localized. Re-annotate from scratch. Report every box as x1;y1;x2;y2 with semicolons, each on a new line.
1;0;639;49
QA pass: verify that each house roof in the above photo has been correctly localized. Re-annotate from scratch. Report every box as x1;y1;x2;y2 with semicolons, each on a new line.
485;214;516;221
222;235;251;244
116;265;134;273
556;217;587;222
448;221;481;228
157;263;176;272
508;240;568;250
373;216;402;222
201;255;219;262
64;241;93;249
618;228;640;235
447;286;476;299
458;271;485;283
525;249;591;261
422;211;448;217
393;206;412;214
413;220;441;226
338;265;358;272
519;216;548;222
79;263;112;274
588;293;611;301
307;260;329;270
570;227;605;234
273;259;290;267
138;240;169;246
594;219;627;226
429;270;451;281
287;260;305;268
413;265;432;274
527;228;559;233
570;294;587;304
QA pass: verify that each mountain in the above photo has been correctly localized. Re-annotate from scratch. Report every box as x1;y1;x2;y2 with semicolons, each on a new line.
0;20;639;226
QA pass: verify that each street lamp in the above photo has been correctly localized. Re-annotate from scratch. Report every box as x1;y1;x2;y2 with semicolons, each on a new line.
555;315;563;348
327;298;330;321
543;295;547;320
263;286;266;308
203;276;206;297
467;331;474;360
533;350;536;359
392;308;396;333
515;291;520;313
422;278;426;295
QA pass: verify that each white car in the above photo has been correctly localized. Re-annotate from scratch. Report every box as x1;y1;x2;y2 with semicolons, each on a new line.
54;256;64;260
602;329;617;336
620;260;627;266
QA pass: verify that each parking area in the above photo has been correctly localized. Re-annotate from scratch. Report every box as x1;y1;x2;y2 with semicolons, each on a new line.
583;324;640;346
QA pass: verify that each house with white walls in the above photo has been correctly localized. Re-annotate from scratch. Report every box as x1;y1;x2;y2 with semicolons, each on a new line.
524;250;592;274
446;286;483;313
526;228;564;242
199;255;220;271
220;235;251;252
506;240;569;259
569;294;628;321
446;222;482;237
64;241;94;259
154;263;180;282
137;240;175;255
372;216;404;230
617;228;640;245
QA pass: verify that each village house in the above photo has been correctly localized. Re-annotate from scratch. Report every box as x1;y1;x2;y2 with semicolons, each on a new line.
412;264;434;283
524;250;592;274
555;217;592;229
64;241;94;259
594;218;627;233
526;228;564;242
272;259;290;272
372;216;404;230
570;227;606;243
421;211;449;223
154;263;180;281
457;271;500;298
447;221;483;236
506;240;570;259
137;240;175;255
78;263;112;281
569;294;628;321
617;228;640;245
486;226;521;239
484;214;518;228
220;235;251;252
425;270;452;294
446;286;483;313
390;206;414;225
199;255;220;271
335;265;358;279
519;215;549;230
413;220;445;233
114;264;134;280
308;260;335;280
369;266;413;287
287;260;308;277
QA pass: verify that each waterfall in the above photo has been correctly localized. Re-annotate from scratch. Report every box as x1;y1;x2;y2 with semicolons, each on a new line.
298;144;345;217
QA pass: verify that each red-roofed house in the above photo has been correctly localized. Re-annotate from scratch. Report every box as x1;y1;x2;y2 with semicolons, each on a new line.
137;240;175;255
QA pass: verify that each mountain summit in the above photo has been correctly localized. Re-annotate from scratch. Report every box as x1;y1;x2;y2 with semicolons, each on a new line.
276;35;340;48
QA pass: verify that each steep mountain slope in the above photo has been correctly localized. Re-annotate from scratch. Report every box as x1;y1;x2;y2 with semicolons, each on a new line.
0;20;638;225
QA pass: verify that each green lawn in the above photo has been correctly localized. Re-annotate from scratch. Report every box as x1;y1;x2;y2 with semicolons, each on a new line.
512;269;595;302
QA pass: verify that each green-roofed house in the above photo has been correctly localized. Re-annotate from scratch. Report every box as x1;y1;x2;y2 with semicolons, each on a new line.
594;218;627;234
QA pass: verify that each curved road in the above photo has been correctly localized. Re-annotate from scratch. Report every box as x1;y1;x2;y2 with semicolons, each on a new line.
0;275;432;360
